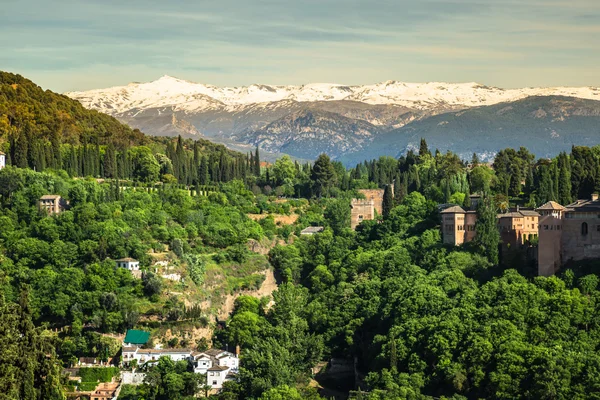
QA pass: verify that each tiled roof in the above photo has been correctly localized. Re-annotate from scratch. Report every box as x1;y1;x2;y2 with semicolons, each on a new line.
498;210;540;218
115;257;138;262
565;199;600;212
208;365;229;372
122;346;138;353
440;205;466;214
536;201;565;211
40;194;61;200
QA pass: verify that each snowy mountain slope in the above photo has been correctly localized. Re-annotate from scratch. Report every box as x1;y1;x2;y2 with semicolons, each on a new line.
65;75;600;115
65;77;600;166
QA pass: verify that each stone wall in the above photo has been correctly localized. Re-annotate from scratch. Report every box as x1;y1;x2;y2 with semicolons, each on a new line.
358;189;385;215
351;200;375;230
562;217;600;263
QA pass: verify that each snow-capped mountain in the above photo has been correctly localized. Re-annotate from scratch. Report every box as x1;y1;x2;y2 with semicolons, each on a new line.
66;75;600;114
65;76;600;166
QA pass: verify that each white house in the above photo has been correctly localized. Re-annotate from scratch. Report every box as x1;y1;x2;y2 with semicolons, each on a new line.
191;349;239;389
0;151;5;170
122;344;239;391
115;258;140;271
122;346;192;365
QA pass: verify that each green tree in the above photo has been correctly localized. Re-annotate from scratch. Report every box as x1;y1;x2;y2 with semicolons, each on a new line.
324;198;351;234
311;154;336;198
382;184;394;218
473;195;500;265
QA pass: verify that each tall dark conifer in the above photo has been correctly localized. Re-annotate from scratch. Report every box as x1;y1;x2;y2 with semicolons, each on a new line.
382;184;394;218
254;147;261;176
474;195;500;265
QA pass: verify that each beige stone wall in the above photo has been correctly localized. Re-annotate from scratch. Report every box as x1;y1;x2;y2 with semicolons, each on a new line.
351;200;375;230
562;215;600;263
538;214;562;276
358;189;385;216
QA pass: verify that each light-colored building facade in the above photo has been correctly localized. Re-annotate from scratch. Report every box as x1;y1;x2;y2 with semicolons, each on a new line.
441;206;477;246
496;208;539;248
192;349;239;389
122;347;192;365
39;194;64;215
115;258;140;271
0;151;5;170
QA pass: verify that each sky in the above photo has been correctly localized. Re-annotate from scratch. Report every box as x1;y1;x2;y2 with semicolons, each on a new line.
2;0;600;92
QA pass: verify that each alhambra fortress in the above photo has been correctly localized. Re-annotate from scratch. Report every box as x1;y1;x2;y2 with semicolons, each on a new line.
441;194;600;276
350;187;600;276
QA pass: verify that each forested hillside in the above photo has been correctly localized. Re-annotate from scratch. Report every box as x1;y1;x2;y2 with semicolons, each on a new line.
4;70;600;400
0;71;146;149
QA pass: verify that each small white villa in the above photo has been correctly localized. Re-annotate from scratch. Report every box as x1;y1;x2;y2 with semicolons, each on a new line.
115;258;140;271
192;349;239;389
0;151;5;170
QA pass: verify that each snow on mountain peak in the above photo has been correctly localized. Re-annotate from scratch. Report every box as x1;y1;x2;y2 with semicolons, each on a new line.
65;76;600;115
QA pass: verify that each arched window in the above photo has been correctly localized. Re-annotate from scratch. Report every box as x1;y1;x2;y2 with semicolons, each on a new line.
582;222;588;235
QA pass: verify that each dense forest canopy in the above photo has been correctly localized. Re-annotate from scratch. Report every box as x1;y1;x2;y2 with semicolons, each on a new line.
3;72;600;399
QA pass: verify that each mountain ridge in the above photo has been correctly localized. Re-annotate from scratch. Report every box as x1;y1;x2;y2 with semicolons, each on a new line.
66;75;600;114
64;76;600;166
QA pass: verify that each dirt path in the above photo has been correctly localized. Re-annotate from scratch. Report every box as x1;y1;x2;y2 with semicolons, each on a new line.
218;269;278;320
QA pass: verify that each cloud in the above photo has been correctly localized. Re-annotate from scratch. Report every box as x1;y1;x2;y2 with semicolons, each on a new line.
1;0;599;91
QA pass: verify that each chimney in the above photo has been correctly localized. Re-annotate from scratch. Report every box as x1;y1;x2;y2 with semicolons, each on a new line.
516;205;520;212
593;193;599;202
235;345;241;356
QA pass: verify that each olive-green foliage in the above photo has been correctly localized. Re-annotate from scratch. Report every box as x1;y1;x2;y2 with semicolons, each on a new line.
0;289;65;400
78;367;119;383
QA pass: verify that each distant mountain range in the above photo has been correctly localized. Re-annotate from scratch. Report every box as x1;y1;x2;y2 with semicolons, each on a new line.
66;76;600;165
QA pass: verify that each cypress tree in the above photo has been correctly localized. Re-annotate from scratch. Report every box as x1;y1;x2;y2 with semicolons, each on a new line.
558;152;572;205
254;147;261;176
474;195;500;265
382;184;394;218
198;155;209;185
14;134;29;168
51;130;61;170
103;143;117;178
419;138;430;158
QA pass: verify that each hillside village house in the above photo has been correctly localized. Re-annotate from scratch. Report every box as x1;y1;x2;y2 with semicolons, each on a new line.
192;348;240;389
441;194;600;276
0;151;5;169
121;329;239;390
115;257;140;271
39;194;66;215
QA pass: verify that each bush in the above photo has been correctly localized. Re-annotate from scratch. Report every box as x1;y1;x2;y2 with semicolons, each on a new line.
78;367;120;383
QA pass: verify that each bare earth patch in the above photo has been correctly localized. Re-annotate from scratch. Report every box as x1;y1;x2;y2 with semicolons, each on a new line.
218;268;278;320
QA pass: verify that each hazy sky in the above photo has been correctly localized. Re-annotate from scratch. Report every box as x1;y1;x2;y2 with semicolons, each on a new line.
3;0;600;92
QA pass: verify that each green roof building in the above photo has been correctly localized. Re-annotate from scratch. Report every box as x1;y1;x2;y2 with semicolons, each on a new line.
124;329;150;346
